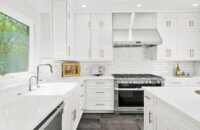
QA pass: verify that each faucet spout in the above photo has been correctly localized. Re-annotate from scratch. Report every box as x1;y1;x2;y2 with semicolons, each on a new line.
36;64;53;87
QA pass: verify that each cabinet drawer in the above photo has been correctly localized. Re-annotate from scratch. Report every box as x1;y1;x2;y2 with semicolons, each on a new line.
87;99;114;110
189;78;200;86
86;80;113;87
87;87;113;98
165;78;189;86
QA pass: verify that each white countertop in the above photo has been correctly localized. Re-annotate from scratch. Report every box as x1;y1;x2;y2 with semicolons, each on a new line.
144;87;200;125
0;82;79;130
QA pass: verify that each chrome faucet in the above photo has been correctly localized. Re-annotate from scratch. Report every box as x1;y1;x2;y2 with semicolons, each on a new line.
29;76;37;91
37;64;53;87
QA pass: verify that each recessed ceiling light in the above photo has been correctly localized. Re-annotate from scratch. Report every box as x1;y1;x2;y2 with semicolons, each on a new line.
137;4;142;7
82;4;86;8
192;3;199;7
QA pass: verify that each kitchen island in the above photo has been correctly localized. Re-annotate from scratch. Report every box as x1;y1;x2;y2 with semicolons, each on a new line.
0;82;81;130
144;87;200;130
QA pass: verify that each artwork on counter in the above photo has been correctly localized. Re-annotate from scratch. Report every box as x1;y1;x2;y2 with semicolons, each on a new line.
0;11;29;75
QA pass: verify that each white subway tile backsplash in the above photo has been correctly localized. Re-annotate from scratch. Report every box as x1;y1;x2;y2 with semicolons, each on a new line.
80;48;195;77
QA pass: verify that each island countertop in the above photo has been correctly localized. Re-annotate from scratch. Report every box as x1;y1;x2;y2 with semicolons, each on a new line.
144;87;200;126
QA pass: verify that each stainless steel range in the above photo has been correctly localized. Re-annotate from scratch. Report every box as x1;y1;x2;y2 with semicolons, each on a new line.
113;74;165;114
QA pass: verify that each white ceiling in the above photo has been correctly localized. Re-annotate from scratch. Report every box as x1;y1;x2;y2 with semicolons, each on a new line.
71;0;200;12
23;0;51;13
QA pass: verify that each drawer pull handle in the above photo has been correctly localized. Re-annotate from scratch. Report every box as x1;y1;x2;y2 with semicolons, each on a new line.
96;92;105;94
149;111;152;124
145;96;150;100
172;82;181;84
81;84;84;87
96;104;105;106
81;95;84;98
96;82;105;84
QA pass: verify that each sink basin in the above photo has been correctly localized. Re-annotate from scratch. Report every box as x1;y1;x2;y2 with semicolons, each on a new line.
26;82;77;96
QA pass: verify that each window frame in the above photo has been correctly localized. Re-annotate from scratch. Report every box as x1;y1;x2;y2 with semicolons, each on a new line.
0;2;35;80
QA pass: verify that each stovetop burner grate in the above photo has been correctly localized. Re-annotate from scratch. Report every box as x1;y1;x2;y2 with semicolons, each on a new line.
112;74;163;79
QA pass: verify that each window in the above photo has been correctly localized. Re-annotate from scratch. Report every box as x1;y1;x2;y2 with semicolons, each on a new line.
0;11;29;75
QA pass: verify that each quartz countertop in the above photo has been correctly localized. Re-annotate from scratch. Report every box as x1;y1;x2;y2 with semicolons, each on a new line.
144;87;200;125
0;82;79;130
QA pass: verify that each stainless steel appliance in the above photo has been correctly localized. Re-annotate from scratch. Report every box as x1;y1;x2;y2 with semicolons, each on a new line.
34;102;64;130
113;74;164;113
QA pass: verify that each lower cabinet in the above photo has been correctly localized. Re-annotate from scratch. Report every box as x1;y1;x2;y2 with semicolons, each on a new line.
62;82;85;130
85;79;114;112
165;77;200;87
144;91;200;130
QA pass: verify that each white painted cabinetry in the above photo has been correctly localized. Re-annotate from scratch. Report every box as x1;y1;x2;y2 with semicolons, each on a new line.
165;77;200;87
75;13;113;61
144;91;200;130
157;13;178;60
85;79;114;112
63;82;85;130
51;0;75;59
156;12;200;61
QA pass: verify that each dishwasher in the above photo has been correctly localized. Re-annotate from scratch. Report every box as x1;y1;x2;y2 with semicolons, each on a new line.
34;102;64;130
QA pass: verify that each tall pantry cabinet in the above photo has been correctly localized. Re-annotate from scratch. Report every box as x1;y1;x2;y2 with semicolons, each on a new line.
75;13;113;61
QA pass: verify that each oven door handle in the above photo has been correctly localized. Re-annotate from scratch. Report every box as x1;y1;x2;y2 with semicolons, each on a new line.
114;88;143;91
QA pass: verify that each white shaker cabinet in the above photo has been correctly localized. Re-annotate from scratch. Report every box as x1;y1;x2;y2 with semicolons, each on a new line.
144;92;154;130
52;0;67;59
178;13;200;60
85;79;114;112
75;14;91;60
75;13;113;61
144;91;200;130
157;13;178;60
52;0;75;59
156;12;200;61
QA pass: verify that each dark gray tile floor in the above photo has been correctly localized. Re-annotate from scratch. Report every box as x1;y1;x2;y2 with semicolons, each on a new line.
77;113;144;130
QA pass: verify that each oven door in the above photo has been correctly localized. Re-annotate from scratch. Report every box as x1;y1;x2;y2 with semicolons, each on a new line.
114;87;144;113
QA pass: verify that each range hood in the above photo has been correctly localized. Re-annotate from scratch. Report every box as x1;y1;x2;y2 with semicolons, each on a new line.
113;13;163;48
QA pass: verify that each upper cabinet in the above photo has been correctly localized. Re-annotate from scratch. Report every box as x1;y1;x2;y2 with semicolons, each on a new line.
157;13;178;60
50;0;75;59
156;12;200;61
75;13;113;61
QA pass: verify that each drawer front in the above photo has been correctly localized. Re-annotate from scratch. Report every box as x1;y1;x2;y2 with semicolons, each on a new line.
87;99;114;110
87;87;113;98
165;78;189;86
189;78;200;86
86;80;113;87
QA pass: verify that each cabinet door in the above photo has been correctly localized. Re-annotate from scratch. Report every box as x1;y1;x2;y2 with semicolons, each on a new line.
157;13;177;60
101;13;112;30
144;92;154;130
163;29;177;60
157;13;177;30
52;0;67;58
76;29;91;60
91;29;102;60
91;14;102;29
101;30;113;60
180;13;200;31
76;14;90;29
